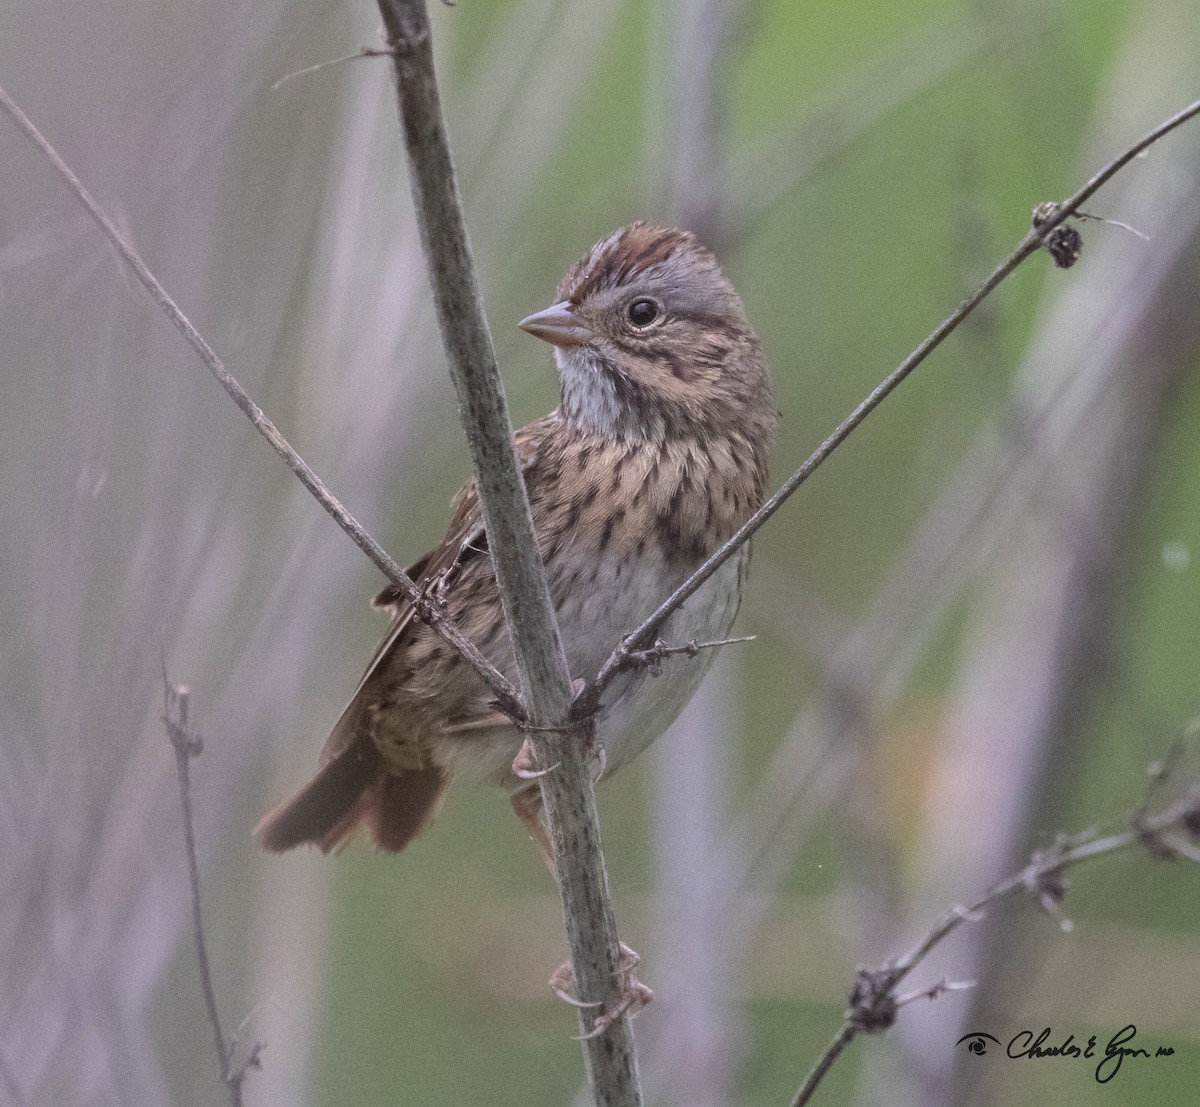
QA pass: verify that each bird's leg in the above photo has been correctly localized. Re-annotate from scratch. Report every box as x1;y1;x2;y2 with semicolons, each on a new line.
509;789;652;1028
510;786;556;873
509;711;648;1034
511;788;604;1005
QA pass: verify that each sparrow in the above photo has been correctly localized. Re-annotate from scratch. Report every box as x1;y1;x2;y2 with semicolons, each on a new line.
256;222;778;866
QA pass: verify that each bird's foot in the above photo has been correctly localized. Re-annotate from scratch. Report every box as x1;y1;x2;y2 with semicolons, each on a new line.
550;942;654;1039
512;680;605;782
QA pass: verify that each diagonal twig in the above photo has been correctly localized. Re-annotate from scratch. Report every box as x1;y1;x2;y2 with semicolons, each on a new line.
788;779;1200;1106
577;95;1200;719
0;79;521;719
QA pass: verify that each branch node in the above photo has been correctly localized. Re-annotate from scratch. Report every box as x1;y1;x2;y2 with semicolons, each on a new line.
845;966;900;1034
226;1040;265;1090
163;682;203;758
624;634;757;677
1023;835;1074;927
1032;201;1084;268
568;678;606;724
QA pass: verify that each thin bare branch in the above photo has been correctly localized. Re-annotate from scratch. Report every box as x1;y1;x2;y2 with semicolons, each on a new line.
271;47;396;91
724;87;1200;946
0;80;520;717
374;1;643;1100
894;978;975;1009
578;94;1200;719
625;635;755;677
161;676;262;1107
788;780;1200;1107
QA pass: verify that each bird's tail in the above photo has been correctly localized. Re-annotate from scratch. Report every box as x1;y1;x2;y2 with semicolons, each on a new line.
255;736;449;854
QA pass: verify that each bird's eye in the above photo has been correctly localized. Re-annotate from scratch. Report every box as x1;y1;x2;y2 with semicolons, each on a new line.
626;298;660;328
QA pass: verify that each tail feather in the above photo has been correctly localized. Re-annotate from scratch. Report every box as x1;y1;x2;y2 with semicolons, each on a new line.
365;768;451;852
255;738;449;854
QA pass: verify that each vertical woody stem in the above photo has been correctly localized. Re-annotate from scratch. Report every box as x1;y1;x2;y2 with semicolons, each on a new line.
374;1;644;1101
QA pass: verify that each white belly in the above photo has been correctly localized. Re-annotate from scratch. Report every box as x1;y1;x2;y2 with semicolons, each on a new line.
558;548;747;775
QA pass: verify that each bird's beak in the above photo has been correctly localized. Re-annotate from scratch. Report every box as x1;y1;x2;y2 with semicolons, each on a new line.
518;301;595;348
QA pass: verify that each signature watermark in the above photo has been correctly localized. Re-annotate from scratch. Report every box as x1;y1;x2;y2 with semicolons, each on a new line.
956;1025;1175;1083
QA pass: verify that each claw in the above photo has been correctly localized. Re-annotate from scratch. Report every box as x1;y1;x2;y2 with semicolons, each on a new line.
551;941;654;1039
575;976;655;1040
549;959;602;1008
590;741;607;783
557;990;605;1010
512;737;559;779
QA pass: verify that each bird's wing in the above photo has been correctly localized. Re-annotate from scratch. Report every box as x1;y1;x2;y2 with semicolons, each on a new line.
317;415;553;765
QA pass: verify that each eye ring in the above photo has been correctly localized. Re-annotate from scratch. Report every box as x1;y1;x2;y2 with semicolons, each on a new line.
626;297;660;328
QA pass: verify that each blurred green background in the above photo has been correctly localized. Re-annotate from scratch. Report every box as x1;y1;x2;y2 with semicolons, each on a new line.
2;1;1198;1105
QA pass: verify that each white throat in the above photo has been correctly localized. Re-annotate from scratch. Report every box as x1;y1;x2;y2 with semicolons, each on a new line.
555;346;664;441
